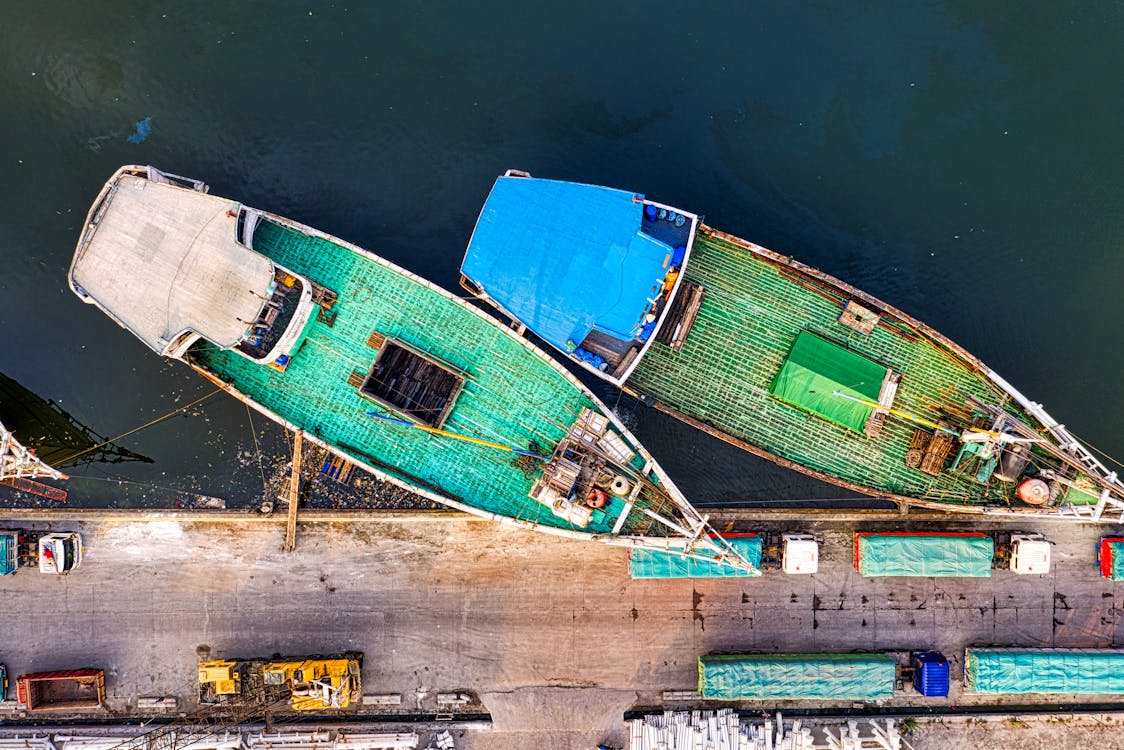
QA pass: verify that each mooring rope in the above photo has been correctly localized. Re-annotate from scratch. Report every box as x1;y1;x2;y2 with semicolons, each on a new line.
61;387;223;465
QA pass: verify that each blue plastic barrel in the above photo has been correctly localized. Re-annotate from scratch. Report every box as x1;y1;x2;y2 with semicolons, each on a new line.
911;651;950;697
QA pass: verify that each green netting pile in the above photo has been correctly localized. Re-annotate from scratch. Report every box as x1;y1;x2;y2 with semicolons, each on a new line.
630;536;763;578
1065;485;1101;506
768;331;886;433
965;649;1124;694
855;533;993;577
698;653;896;700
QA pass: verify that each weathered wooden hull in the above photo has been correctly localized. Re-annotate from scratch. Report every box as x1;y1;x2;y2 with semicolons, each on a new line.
625;225;1123;520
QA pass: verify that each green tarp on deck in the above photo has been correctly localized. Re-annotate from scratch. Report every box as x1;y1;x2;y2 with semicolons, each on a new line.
698;653;896;700
768;330;886;433
964;649;1124;694
855;533;994;577
630;536;763;578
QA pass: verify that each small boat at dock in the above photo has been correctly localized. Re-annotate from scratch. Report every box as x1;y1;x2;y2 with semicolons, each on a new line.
68;165;755;571
460;170;1124;520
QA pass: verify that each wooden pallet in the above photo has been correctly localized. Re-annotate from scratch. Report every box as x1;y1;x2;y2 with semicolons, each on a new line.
905;425;957;477
656;281;705;352
320;453;356;484
310;281;339;326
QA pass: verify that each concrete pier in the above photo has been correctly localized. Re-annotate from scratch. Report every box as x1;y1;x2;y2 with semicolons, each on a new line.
1;512;1122;748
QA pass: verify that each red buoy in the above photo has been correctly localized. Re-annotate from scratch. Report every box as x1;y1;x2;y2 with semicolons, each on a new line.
1016;477;1050;505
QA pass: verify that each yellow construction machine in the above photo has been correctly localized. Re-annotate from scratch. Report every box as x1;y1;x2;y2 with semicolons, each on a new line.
198;653;362;711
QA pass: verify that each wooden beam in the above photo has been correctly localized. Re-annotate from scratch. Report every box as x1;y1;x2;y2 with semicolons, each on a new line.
284;430;302;553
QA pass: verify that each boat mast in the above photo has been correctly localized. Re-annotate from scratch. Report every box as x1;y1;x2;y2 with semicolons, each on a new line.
0;419;66;482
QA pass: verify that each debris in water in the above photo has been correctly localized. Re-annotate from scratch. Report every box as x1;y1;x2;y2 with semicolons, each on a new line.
126;117;152;144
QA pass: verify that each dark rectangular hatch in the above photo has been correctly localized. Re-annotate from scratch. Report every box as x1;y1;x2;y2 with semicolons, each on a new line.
360;338;466;429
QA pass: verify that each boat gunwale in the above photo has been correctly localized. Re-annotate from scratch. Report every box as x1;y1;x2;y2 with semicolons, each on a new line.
612;196;701;384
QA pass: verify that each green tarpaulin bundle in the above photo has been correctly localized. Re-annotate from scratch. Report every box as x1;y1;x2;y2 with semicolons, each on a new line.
630;535;763;578
769;330;887;433
964;648;1124;694
854;532;993;577
698;653;896;700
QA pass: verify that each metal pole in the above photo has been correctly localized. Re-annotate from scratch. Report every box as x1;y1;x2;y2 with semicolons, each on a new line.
284;431;302;553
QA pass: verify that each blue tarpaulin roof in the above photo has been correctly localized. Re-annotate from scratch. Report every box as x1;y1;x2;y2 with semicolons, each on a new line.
462;177;673;351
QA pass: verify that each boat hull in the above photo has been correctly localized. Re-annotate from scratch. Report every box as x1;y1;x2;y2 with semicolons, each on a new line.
625;226;1123;520
460;173;1124;522
68;166;755;571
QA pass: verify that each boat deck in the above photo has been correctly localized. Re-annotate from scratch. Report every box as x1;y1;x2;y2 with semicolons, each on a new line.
627;229;1088;509
190;218;659;535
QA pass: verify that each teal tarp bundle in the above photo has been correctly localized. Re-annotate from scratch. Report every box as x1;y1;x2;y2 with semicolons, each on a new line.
768;330;887;433
698;653;896;700
630;535;763;578
0;531;16;575
964;648;1124;694
855;532;994;577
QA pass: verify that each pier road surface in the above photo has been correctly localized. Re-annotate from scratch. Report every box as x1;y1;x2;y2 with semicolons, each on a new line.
2;513;1124;749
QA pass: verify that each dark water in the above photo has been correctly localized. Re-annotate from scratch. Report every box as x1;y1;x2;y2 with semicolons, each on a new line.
1;2;1121;508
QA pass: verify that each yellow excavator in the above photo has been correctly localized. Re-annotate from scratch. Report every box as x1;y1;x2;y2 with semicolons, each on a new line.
198;654;363;711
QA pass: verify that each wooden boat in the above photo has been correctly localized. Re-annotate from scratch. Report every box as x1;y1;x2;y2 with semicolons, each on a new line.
67;165;755;571
460;170;1124;520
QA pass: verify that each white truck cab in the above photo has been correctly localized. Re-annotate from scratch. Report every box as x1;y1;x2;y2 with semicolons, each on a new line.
38;533;82;574
782;533;819;575
1009;533;1051;575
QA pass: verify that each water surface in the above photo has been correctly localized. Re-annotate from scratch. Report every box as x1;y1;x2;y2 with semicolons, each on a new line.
1;2;1120;508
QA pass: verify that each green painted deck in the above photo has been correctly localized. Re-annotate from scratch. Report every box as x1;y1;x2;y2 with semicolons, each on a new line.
190;219;666;535
629;230;1063;508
